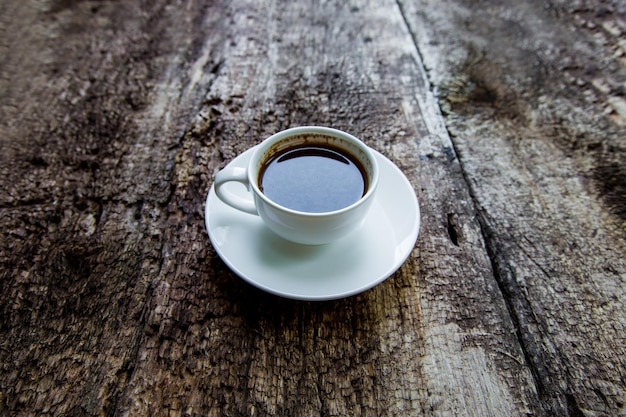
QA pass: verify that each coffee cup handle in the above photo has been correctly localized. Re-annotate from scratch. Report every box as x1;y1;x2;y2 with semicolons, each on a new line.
214;166;258;215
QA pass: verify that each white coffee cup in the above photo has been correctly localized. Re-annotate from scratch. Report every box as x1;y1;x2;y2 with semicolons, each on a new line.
213;126;379;245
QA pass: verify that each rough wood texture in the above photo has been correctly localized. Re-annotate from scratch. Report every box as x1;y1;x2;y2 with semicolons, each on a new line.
402;1;626;415
0;0;624;416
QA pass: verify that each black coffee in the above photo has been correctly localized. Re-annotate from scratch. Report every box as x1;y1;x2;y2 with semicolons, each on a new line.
259;144;368;213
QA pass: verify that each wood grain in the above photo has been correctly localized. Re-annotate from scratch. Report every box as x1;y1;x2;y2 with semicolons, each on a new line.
0;0;623;416
402;0;626;415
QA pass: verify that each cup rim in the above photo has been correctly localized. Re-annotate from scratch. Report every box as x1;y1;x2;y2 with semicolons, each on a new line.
248;126;379;217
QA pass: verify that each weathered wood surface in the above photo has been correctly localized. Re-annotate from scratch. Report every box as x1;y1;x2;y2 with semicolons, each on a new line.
0;0;624;416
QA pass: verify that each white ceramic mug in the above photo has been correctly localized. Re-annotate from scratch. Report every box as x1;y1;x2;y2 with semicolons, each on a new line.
214;126;379;245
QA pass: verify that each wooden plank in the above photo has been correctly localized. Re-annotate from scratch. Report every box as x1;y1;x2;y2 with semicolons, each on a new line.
0;1;227;415
400;0;626;415
112;0;540;416
4;0;621;416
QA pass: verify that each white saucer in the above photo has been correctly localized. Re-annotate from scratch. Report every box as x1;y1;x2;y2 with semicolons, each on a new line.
204;147;420;301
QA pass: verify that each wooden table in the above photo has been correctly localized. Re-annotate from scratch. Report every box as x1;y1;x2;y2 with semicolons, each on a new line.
1;1;624;415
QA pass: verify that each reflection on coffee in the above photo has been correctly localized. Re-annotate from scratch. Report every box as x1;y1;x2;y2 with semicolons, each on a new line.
259;144;368;213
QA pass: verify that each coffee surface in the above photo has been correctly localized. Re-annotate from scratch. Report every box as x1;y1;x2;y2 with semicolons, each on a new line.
259;145;367;213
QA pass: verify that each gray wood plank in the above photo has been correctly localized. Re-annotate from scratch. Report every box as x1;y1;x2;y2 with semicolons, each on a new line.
113;0;539;415
400;0;626;415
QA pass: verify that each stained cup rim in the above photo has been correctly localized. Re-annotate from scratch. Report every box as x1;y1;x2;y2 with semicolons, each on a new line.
247;126;379;217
